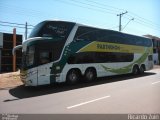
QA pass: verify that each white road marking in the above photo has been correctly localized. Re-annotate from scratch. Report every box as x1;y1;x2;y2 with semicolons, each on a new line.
67;95;110;109
151;81;160;85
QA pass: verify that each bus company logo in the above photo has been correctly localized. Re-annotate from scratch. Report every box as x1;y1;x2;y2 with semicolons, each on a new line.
47;25;67;34
97;43;120;51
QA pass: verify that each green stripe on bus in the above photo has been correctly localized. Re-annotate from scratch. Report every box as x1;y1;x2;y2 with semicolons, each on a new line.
101;48;150;74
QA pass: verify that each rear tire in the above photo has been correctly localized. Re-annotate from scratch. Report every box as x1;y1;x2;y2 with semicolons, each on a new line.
66;69;81;84
84;68;97;82
132;65;139;75
139;65;145;74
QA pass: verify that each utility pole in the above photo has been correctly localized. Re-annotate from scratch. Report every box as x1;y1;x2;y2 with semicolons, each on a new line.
13;28;16;72
25;22;28;40
117;11;128;32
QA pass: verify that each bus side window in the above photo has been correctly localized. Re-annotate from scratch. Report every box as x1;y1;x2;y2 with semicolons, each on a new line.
74;26;99;41
67;55;75;64
148;55;153;61
39;51;53;65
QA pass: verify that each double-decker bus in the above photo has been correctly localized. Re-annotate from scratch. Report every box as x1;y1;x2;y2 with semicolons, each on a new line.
13;20;153;86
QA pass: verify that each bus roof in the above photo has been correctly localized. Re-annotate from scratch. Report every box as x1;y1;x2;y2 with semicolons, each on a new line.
25;20;151;44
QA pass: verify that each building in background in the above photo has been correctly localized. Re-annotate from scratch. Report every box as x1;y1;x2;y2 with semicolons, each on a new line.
144;34;160;65
0;32;22;73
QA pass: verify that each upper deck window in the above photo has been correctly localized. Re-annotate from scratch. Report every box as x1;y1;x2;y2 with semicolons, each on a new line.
29;21;75;41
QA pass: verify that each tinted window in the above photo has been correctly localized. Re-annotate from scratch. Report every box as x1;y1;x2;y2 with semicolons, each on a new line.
148;55;153;61
153;48;157;53
36;40;65;63
67;52;133;64
29;21;75;40
74;26;152;47
74;27;99;41
26;45;35;67
39;51;53;65
23;40;66;70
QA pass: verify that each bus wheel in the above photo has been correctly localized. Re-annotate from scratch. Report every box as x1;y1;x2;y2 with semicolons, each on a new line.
132;65;139;75
84;68;97;82
66;69;80;84
140;65;145;74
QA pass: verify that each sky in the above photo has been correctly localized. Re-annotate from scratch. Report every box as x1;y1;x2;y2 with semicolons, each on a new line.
0;0;160;40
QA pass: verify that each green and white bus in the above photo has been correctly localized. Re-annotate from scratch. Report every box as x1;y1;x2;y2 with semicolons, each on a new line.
13;20;153;86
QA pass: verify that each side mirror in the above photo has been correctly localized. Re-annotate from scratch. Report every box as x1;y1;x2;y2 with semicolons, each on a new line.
12;45;22;55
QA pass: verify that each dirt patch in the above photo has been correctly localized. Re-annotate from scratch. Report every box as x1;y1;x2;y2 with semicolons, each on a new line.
0;71;22;89
153;65;160;69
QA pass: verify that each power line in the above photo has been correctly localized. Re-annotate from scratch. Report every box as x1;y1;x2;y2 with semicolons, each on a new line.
59;0;159;32
85;0;125;12
0;21;25;26
1;0;159;33
0;24;33;29
128;12;160;27
69;0;118;14
0;3;55;20
123;16;160;31
69;0;160;32
133;20;160;31
126;14;160;28
0;4;42;18
0;24;25;29
0;21;34;27
0;21;34;39
0;29;24;34
0;0;159;36
84;0;160;28
1;0;159;31
55;0;117;15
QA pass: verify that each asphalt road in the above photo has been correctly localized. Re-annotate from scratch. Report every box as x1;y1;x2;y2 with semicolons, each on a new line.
0;69;160;114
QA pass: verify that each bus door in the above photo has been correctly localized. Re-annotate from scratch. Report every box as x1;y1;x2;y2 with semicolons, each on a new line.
148;54;154;69
37;51;53;85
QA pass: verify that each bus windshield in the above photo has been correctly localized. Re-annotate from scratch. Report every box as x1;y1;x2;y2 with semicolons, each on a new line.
21;45;35;70
23;21;75;69
26;45;35;67
29;21;75;41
